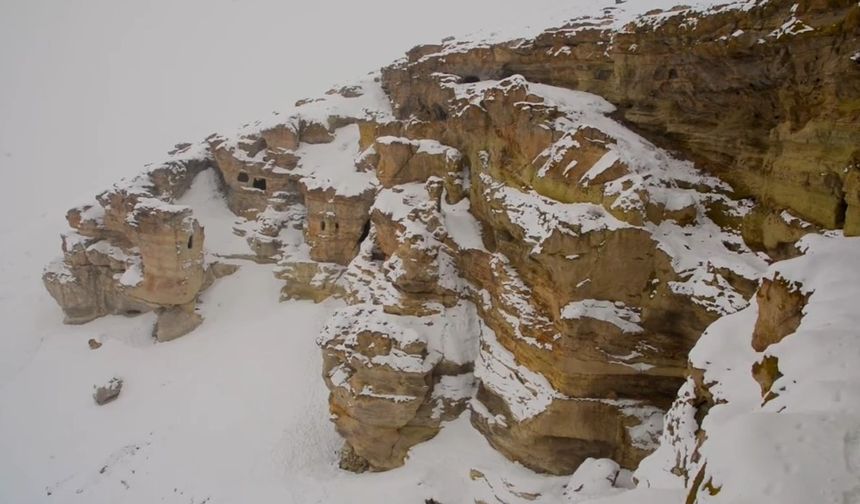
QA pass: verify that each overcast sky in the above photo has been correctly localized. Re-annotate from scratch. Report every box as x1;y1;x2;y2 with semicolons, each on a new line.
0;0;580;222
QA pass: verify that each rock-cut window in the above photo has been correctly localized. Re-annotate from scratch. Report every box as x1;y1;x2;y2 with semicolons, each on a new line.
237;171;249;183
252;177;267;191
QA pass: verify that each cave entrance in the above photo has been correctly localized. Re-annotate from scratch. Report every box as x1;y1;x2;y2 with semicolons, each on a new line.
461;75;480;83
358;220;370;243
253;177;267;190
187;235;194;249
237;171;249;183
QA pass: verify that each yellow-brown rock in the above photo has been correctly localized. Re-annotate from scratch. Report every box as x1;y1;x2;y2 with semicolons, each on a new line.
381;0;860;232
210;135;303;218
43;152;213;341
303;187;374;265
374;136;463;188
318;305;439;471
751;274;809;352
341;74;764;474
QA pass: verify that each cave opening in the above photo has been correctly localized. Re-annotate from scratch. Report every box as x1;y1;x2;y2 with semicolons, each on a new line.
253;177;267;190
321;220;326;231
187;235;193;249
461;75;480;83
358;220;370;243
237;171;249;183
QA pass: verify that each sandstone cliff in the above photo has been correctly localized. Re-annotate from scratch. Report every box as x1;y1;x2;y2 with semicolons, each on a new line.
41;0;860;501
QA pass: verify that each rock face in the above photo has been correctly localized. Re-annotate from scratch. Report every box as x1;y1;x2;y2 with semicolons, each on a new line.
381;0;860;235
43;83;390;340
318;306;442;471
751;274;808;352
41;0;860;490
43;147;211;341
242;70;764;473
303;188;374;265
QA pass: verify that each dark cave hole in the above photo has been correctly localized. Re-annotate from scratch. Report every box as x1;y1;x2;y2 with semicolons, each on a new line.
187;235;193;249
370;247;386;262
237;171;249;183
461;75;480;84
252;177;267;191
358;220;371;243
431;104;448;121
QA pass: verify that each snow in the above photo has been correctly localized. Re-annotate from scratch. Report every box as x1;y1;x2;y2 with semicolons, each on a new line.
479;172;632;254
779;209;812;229
615;234;860;503
561;299;643;334
565;458;634;503
536;133;581;177
413;0;761;61
176;169;256;257
580;151;620;186
465;78;766;317
441;195;489;252
294;124;377;197
43;258;77;285
769;4;815;39
376;136;462;163
1;255;571;504
474;318;562;422
433;373;477;402
117;259;144;287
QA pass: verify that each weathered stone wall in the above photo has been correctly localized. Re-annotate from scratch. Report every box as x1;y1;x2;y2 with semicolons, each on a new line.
381;0;860;233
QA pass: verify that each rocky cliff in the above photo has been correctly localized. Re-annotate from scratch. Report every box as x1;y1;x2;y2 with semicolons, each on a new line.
42;0;860;501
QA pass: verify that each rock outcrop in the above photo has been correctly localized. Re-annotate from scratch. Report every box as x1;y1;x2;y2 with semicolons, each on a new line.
381;0;860;235
223;71;764;473
43;146;212;341
40;0;860;495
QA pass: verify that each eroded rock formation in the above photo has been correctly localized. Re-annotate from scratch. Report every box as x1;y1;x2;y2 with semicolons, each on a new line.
43;148;212;341
381;0;860;234
41;0;860;493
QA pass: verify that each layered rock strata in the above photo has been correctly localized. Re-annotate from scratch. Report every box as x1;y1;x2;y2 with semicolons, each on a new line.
41;0;860;488
381;0;860;236
43;146;212;341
